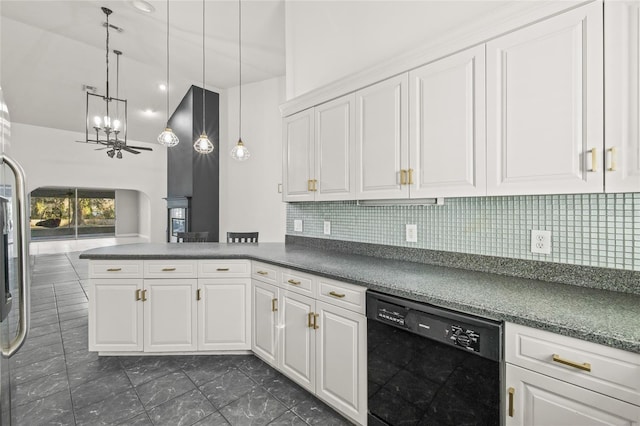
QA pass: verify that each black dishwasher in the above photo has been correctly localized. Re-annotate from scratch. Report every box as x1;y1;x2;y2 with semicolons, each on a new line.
367;290;503;426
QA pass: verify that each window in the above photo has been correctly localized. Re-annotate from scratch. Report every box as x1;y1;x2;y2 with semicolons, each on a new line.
30;188;115;240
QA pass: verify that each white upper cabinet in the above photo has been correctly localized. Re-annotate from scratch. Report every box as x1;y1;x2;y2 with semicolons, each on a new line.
486;2;603;195
283;109;315;202
355;74;410;200
315;95;356;201
605;1;640;193
409;45;486;198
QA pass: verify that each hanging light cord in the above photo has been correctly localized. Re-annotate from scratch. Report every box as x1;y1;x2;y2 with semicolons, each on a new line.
105;11;110;100
202;0;206;133
238;0;242;141
166;0;170;126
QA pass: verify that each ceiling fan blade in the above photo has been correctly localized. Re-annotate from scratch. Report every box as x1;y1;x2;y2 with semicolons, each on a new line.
121;146;141;154
95;147;108;151
127;145;153;151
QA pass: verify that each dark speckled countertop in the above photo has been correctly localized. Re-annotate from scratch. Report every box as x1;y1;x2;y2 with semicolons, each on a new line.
80;243;640;354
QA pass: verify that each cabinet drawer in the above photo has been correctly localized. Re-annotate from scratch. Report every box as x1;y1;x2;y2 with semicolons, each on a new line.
252;261;279;285
143;260;198;278
89;260;143;279
316;277;366;315
281;269;315;297
199;260;250;278
506;322;640;405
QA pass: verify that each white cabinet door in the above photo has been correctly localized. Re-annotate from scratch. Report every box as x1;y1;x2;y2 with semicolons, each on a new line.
89;278;143;352
198;278;251;351
279;291;315;393
356;74;410;200
605;1;640;193
315;301;367;426
283;109;315;202
252;280;279;367
506;364;640;426
143;279;197;352
487;2;603;195
315;94;356;201
409;45;486;198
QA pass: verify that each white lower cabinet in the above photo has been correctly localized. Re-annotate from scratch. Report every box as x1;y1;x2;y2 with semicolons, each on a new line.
252;270;367;426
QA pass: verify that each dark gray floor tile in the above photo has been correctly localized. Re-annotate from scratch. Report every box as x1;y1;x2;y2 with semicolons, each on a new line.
63;348;99;367
147;388;215;426
239;356;280;385
11;355;66;384
70;370;133;409
30;304;59;315
58;309;87;322
59;316;88;332
29;322;62;338
10;342;64;369
193;411;231;426
182;356;238;386
291;397;349;426
11;389;73;426
199;369;257;409
58;302;88;313
67;356;122;388
261;373;310;409
74;388;144;426
268;410;308;426
13;371;70;407
123;356;180;387
19;332;63;353
135;370;196;409
30;314;59;328
56;297;88;307
219;387;288;426
118;412;154;425
61;325;88;342
32;271;80;285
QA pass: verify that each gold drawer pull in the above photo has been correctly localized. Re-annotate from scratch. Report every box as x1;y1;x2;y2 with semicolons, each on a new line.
329;291;345;298
196;289;202;301
162;267;176;272
257;271;269;276
135;289;141;301
308;312;314;328
106;268;122;272
141;289;147;302
216;268;230;272
287;279;301;286
313;313;319;330
508;387;515;417
552;354;591;372
272;298;278;312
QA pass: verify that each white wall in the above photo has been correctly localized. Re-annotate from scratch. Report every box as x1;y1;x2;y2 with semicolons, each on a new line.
221;76;286;242
115;189;139;236
10;123;167;242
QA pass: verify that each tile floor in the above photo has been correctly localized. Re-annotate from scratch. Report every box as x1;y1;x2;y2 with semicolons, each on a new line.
10;252;351;426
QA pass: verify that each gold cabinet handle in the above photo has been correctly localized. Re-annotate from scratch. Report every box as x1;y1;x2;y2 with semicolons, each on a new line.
313;313;319;330
141;289;147;302
196;289;202;301
257;271;269;276
162;267;176;272
400;169;407;185
329;291;345;298
307;179;313;192
313;179;318;191
216;268;230;272
408;168;414;185
272;298;278;312
135;289;141;301
508;387;515;417
308;312;314;328
608;147;617;171
287;279;301;286
107;268;122;272
552;354;591;372
590;148;598;172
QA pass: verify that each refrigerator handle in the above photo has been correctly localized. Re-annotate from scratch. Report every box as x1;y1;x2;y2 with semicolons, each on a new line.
1;154;29;357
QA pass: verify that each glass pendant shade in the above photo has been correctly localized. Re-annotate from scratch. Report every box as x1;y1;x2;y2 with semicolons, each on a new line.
230;139;250;161
158;127;179;147
194;133;213;154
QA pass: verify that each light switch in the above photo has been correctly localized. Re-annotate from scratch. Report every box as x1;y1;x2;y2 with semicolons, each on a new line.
324;221;331;235
406;224;418;243
294;220;303;232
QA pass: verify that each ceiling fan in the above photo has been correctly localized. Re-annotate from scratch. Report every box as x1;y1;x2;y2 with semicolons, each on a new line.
95;139;153;158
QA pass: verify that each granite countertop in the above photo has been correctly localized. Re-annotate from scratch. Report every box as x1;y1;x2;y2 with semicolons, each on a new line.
80;243;640;354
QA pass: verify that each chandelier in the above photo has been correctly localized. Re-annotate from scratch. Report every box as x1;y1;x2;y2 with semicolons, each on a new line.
85;7;151;158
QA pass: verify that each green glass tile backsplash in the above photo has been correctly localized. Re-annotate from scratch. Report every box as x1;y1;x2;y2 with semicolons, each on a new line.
286;193;640;271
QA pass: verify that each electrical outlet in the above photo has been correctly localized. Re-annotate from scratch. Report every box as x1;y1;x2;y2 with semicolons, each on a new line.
406;224;418;243
324;221;331;235
531;230;551;254
294;220;303;232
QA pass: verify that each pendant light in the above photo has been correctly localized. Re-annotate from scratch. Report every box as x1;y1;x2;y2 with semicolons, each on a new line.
157;0;179;147
230;0;250;161
193;0;213;154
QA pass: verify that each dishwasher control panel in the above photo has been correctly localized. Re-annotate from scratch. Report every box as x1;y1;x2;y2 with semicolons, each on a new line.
447;325;481;353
